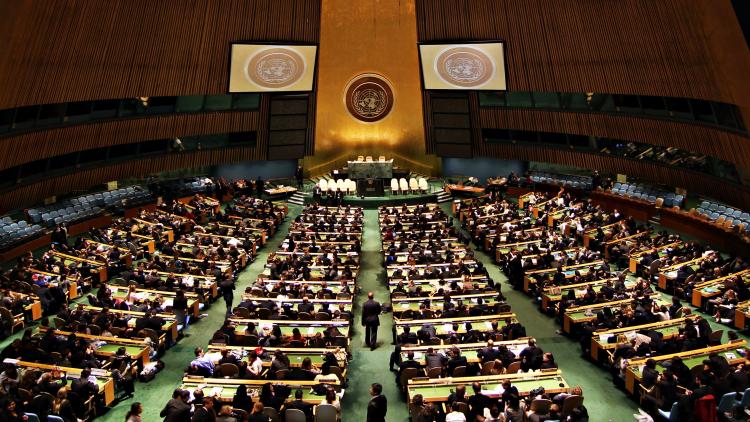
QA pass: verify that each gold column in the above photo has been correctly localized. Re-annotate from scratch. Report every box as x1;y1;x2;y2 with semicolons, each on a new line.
306;0;439;176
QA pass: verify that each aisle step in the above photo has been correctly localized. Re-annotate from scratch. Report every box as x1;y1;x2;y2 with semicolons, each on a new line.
436;190;452;203
288;191;308;205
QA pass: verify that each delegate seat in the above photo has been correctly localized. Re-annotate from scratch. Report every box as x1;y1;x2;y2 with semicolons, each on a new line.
399;178;409;194
409;178;419;192
391;178;400;194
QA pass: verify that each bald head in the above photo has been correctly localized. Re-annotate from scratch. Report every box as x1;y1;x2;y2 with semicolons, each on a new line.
368;292;374;300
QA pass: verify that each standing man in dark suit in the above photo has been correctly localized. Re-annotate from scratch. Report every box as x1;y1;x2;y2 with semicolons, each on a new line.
367;383;387;422
255;176;264;198
295;165;304;189
362;292;382;350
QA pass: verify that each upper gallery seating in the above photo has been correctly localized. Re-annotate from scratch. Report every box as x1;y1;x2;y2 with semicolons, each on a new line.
609;182;682;207
0;216;45;251
529;171;593;190
696;199;750;231
27;186;153;227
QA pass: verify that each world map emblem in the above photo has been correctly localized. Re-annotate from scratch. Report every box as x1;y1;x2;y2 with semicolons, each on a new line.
246;47;306;88
435;46;494;88
344;74;394;123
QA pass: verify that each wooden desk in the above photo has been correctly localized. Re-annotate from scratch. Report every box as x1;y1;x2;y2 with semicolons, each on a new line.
5;359;115;405
50;251;108;283
735;300;750;329
82;239;133;267
133;218;174;242
155;272;219;299
108;285;202;317
444;184;485;195
657;255;711;291
581;221;621;248
624;341;747;394
539;278;636;312
602;231;653;260
691;270;750;308
78;304;178;343
391;293;501;314
408;370;569;403
37;327;151;365
627;241;682;273
30;268;84;300
227;318;350;343
104;228;156;254
179;377;339;405
192;232;259;254
523;260;606;293
205;345;347;368
590;317;695;363
394;313;516;336
562;296;667;334
173;242;249;267
401;339;529;365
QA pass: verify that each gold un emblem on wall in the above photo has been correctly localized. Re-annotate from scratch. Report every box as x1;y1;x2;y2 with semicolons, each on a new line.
344;73;395;123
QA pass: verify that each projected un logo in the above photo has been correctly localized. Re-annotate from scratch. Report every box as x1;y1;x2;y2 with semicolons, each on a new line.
435;47;494;88
246;48;305;88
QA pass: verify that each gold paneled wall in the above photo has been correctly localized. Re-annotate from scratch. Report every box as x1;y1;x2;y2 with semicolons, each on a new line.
307;0;439;176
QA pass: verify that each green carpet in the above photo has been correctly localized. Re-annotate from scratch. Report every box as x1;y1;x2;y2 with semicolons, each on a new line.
98;204;303;421
338;209;408;421
0;200;742;422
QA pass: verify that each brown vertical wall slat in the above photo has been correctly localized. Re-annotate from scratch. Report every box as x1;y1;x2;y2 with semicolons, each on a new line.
416;0;750;170
0;0;322;206
0;0;321;108
415;0;736;100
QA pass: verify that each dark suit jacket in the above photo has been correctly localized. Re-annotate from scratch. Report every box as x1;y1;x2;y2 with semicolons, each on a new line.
361;299;382;327
398;359;421;378
71;377;99;399
367;394;387;422
447;356;468;375
478;347;499;363
160;398;191;422
285;399;314;422
191;406;216;422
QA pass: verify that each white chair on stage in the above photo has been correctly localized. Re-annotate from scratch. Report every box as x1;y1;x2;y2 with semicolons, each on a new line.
366;156;373;161
399;178;409;194
336;179;347;193
409;178;419;192
318;179;328;191
418;177;429;193
378;155;386;161
347;179;357;195
391;178;400;195
327;179;337;193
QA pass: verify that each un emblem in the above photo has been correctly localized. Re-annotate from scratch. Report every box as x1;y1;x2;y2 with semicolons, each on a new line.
344;74;394;123
435;47;494;88
246;47;305;88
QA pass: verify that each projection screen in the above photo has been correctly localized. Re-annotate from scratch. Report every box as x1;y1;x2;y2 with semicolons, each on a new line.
419;42;506;90
229;44;318;92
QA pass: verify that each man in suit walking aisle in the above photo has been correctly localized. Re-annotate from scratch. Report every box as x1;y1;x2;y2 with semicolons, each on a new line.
362;291;382;350
367;383;387;422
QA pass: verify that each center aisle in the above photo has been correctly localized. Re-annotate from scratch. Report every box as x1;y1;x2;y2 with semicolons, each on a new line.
341;209;409;421
439;203;638;421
